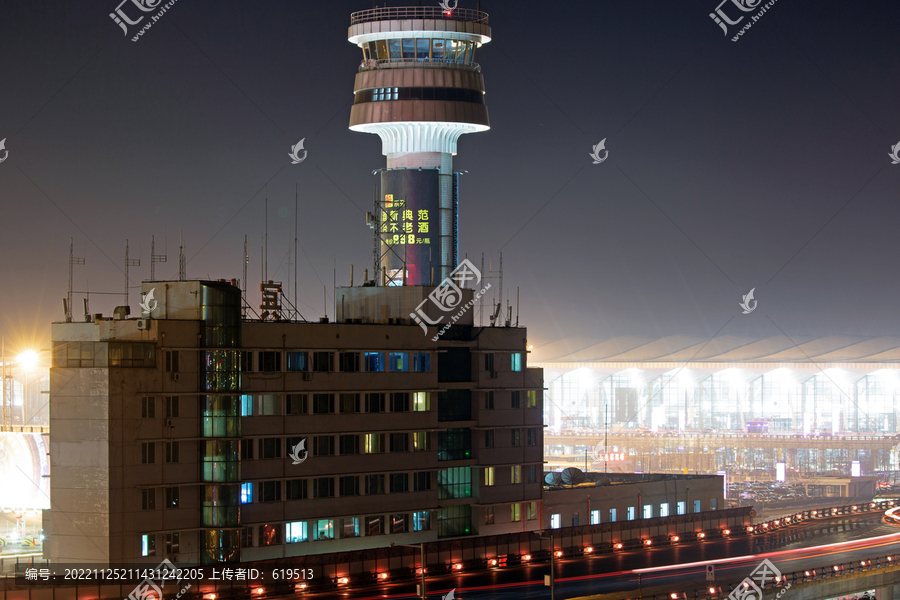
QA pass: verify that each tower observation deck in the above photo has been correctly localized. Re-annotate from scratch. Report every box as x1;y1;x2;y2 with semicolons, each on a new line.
348;6;491;286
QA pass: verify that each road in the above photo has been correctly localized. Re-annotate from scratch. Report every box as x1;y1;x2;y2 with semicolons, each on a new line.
302;513;900;599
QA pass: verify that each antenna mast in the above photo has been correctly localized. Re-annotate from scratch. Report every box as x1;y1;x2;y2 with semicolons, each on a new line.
125;240;140;307
178;231;186;281
295;184;299;321
243;234;249;319
150;235;168;282
67;238;85;323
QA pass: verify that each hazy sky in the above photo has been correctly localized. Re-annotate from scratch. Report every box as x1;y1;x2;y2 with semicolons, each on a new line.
1;0;898;354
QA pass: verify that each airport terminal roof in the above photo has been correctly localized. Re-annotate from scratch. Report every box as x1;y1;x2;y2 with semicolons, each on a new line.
531;335;900;365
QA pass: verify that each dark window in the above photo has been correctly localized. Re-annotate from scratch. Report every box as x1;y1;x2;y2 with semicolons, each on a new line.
165;396;179;418
511;429;521;447
390;433;408;452
313;352;334;372
109;343;156;368
286;479;307;500
390;392;409;412
390;473;408;493
365;474;385;495
258;351;281;372
165;532;180;554
142;489;155;510
353;87;486;106
340;475;360;496
438;390;471;421
437;504;472;538
485;391;494;409
366;515;384;536
340;393;360;414
484;353;494;371
414;471;430;491
511;391;521;409
527;428;538;446
438;347;471;383
340;352;360;372
165;350;179;373
258;437;282;459
286;351;308;372
286;394;307;415
364;352;384;372
314;436;335;457
366;393;385;413
141;442;155;464
484;506;494;525
240;439;253;460
241;351;253;372
391;514;408;533
258;480;282;502
314;477;335;498
241;527;253;548
413;352;430;372
286;436;306;457
484;430;494;448
165;487;179;508
165;441;179;463
141;396;155;418
437;429;471;461
525;464;537;483
313;393;335;414
340;435;360;455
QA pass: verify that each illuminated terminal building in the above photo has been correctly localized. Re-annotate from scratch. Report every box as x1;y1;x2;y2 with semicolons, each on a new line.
534;335;900;477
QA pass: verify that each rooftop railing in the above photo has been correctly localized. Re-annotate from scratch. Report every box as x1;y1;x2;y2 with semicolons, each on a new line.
350;7;489;26
359;58;481;72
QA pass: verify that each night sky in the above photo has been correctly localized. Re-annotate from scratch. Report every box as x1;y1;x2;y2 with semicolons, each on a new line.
1;0;898;355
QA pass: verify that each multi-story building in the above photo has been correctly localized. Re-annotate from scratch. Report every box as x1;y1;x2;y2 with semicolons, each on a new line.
44;280;543;565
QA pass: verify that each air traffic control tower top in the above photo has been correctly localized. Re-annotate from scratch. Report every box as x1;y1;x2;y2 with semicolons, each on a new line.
348;6;492;286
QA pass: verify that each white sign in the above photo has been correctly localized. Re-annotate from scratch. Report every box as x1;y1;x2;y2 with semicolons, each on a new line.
776;461;785;482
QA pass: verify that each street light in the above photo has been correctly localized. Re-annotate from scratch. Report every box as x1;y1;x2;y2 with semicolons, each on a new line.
391;542;426;599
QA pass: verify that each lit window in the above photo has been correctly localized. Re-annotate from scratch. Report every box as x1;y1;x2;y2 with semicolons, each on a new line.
511;353;522;372
591;509;600;525
484;467;494;486
511;503;521;522
240;482;253;504
550;513;561;529
413;392;430;411
141;534;155;556
286;521;308;543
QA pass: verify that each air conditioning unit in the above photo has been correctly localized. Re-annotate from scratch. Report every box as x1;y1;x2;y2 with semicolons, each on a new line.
302;372;312;382
165;418;174;428
490;371;499;379
137;319;150;330
171;373;181;382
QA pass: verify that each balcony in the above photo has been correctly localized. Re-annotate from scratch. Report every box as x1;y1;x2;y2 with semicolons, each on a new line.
350;6;489;26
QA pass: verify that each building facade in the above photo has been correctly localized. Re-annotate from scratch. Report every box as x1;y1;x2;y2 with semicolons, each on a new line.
44;280;543;566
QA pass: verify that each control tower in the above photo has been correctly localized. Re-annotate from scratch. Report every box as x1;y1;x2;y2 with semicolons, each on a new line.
348;6;491;286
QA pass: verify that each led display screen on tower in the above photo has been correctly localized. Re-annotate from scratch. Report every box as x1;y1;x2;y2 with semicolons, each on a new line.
378;169;441;286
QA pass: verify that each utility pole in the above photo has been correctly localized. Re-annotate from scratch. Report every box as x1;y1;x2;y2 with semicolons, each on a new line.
391;542;426;599
538;529;556;600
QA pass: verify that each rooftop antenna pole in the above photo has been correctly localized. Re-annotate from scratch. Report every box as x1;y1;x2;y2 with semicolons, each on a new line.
125;240;140;308
178;230;186;281
67;238;85;323
150;235;168;283
480;252;485;326
243;235;249;319
295;184;299;321
265;187;268;283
